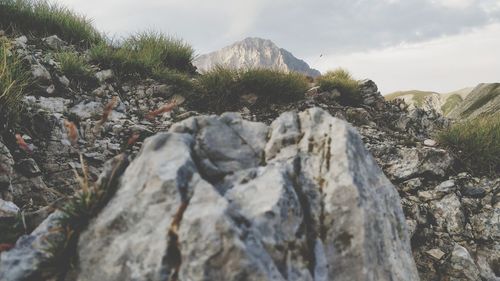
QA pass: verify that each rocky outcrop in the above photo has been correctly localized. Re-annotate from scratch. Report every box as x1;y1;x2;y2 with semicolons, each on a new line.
195;37;321;77
69;108;418;280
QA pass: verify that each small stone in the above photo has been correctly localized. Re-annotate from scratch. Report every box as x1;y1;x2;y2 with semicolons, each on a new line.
423;139;437;147
31;64;51;81
462;186;487;198
95;69;114;82
42;35;66;50
0;199;20;217
14;36;28;48
58;75;70;87
425;248;445;260
46;84;56;95
418;190;436;201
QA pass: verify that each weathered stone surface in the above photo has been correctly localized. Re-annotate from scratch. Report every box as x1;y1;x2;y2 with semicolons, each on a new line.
445;244;481;281
72;108;418;281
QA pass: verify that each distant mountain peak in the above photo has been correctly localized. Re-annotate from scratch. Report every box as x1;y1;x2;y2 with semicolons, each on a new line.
195;37;321;77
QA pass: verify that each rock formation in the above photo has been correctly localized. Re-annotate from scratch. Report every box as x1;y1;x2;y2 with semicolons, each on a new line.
195;37;321;77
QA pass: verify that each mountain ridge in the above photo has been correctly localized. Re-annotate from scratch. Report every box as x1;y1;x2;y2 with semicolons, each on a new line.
194;37;321;77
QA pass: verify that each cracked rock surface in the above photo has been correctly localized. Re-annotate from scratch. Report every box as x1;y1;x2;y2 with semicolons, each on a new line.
71;108;419;281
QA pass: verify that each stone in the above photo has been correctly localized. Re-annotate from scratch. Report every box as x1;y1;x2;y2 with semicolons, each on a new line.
31;64;51;82
0;199;19;217
42;35;66;50
13;36;27;49
70;101;102;120
45;84;56;95
95;69;114;82
431;194;465;235
384;147;453;181
72;108;419;281
446;244;481;281
57;75;70;87
423;139;437;147
24;96;71;113
425;248;445;260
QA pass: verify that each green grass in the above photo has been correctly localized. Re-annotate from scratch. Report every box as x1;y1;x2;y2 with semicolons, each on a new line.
441;94;463;115
196;66;309;112
0;38;30;131
461;85;499;118
438;113;500;175
0;0;102;46
88;32;195;90
54;51;93;81
316;68;361;106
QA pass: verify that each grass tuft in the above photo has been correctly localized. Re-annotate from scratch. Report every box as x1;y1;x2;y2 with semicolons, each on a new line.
0;38;30;131
0;0;102;46
196;66;309;112
438;113;500;175
54;51;94;81
316;68;361;106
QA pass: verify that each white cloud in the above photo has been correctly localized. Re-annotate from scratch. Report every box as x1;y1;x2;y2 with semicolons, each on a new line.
311;24;500;93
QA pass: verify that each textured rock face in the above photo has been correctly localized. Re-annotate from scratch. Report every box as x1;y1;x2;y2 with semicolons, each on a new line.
73;108;418;281
194;37;321;77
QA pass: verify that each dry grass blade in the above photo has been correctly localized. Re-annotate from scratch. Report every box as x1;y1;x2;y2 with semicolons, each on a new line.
64;120;78;146
15;133;32;154
145;95;183;120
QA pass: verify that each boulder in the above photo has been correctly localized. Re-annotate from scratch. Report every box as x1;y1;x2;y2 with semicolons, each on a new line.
72;108;419;281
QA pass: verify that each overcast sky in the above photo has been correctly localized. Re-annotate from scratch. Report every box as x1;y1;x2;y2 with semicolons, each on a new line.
58;0;500;93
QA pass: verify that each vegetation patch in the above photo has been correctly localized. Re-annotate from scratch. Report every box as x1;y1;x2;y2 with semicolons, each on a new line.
441;94;463;115
196;66;309;112
0;38;30;132
316;68;361;106
89;32;194;91
0;0;102;46
54;51;94;82
438;113;500;175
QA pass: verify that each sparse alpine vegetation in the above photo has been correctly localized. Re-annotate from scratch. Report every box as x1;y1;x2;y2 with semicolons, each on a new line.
441;94;463;115
196;66;309;112
54;51;94;82
89;31;195;90
316;68;362;106
438;113;500;175
0;0;102;46
0;38;30;131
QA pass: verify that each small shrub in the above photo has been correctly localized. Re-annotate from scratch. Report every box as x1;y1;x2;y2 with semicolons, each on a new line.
196;66;239;111
0;38;30;131
239;68;309;104
89;32;194;74
316;68;361;106
55;51;93;81
0;0;102;46
123;31;195;73
438;114;500;175
196;66;309;112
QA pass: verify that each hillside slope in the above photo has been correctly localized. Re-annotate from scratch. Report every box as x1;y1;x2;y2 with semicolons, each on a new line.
385;87;475;116
447;83;500;119
194;37;321;77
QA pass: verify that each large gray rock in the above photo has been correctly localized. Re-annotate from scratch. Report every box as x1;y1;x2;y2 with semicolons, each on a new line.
73;108;419;281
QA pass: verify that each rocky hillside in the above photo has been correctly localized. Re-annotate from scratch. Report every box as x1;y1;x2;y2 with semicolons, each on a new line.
448;83;500;120
194;37;321;77
0;4;499;280
385;87;474;116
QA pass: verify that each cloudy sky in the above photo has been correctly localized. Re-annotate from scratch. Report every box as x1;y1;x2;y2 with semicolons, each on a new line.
58;0;500;93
